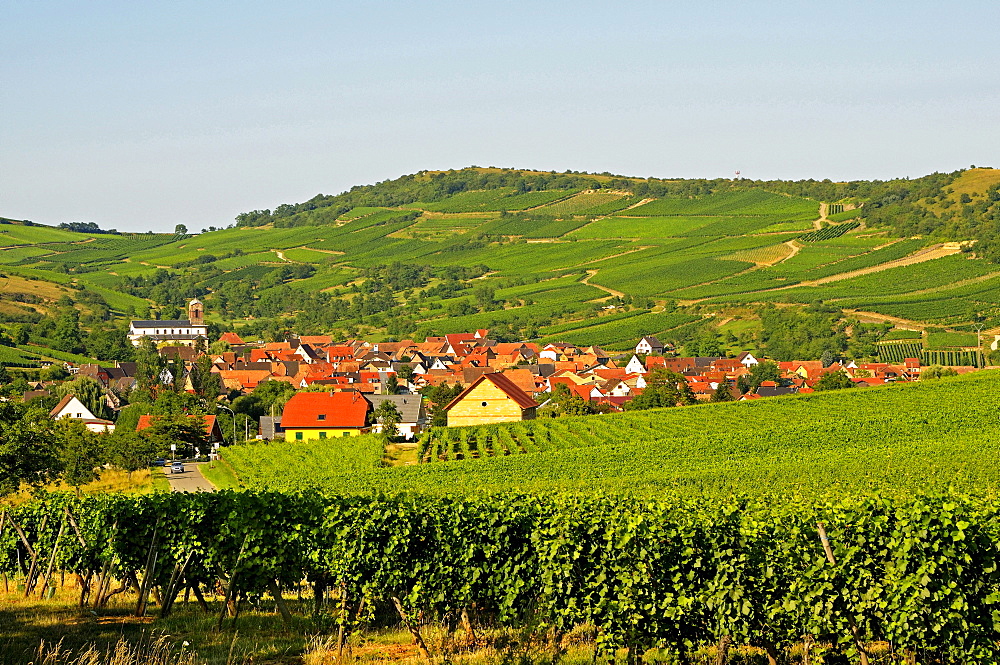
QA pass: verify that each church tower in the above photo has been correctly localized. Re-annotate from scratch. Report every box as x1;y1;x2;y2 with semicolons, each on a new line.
188;298;204;325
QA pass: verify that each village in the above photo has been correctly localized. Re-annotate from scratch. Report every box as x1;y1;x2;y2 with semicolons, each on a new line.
5;299;980;446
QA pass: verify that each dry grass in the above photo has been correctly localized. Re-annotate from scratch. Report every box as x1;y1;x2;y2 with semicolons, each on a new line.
0;273;70;303
28;636;203;665
2;469;157;507
725;242;795;266
921;167;1000;215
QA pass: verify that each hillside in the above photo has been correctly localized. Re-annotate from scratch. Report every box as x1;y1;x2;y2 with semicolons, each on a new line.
222;370;1000;499
2;166;999;365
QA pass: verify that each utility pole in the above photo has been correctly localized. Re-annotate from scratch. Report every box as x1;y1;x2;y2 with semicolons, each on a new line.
973;322;986;367
218;405;237;445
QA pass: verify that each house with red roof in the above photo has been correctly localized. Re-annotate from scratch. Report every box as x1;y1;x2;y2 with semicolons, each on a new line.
281;391;371;441
136;414;224;443
219;332;244;345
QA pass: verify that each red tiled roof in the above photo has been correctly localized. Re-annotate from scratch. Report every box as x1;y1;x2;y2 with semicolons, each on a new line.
219;332;244;345
299;335;333;345
136;414;219;437
281;391;369;429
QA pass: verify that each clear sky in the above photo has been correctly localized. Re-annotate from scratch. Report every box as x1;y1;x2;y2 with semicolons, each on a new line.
3;1;998;232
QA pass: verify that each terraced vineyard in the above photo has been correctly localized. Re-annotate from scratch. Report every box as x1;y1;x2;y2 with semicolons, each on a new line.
799;221;860;242
224;371;1000;499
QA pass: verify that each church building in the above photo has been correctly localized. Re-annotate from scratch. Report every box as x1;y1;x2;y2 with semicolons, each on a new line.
128;299;208;347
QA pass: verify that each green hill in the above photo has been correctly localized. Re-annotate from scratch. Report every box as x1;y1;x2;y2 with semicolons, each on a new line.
2;166;999;363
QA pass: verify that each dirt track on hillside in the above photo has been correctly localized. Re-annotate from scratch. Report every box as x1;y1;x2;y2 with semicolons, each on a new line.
806;242;962;286
581;270;625;299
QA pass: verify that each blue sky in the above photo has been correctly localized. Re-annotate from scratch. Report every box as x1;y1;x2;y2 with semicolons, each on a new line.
2;1;998;232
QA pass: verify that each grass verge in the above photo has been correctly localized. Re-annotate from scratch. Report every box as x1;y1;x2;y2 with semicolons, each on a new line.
199;458;242;490
150;467;171;492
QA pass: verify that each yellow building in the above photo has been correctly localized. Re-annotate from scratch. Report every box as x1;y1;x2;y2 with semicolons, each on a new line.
281;391;370;442
444;373;537;427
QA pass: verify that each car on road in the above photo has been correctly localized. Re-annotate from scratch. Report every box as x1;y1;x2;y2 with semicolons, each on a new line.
151;458;166;467
170;461;185;474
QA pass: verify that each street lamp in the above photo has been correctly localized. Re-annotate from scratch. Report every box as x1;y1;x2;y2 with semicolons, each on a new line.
218;405;237;445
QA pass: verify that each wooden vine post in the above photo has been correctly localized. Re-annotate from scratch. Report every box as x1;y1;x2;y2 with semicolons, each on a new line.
391;596;432;661
817;522;870;665
23;512;48;596
135;518;161;617
38;514;67;598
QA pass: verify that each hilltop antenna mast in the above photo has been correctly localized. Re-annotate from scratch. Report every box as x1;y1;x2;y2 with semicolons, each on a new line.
734;170;741;180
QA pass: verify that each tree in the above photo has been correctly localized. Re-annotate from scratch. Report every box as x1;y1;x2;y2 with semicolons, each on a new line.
748;361;782;389
140;414;210;457
134;336;163;398
209;339;232;355
51;309;84;354
921;365;959;380
56;420;105;494
626;368;694;410
710;382;736;402
106;430;161;475
371;400;402;438
56;375;112;420
421;383;463;426
538;383;594;418
248;380;296;417
40;364;69;381
385;374;400;395
190;354;222;402
820;349;835;368
86;327;135;362
174;224;188;235
0;403;61;496
396;364;415;382
814;370;855;391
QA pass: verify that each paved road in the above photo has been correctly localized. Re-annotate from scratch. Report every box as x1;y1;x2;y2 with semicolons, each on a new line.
165;461;217;493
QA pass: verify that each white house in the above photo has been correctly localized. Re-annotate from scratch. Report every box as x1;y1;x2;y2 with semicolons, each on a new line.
635;336;664;355
365;394;427;440
49;395;115;433
736;352;760;367
624;355;647;374
128;299;208;347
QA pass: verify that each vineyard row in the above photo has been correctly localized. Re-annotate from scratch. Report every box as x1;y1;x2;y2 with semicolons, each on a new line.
3;491;999;662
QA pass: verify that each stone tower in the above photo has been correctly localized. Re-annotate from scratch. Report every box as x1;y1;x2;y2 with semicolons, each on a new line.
188;298;204;325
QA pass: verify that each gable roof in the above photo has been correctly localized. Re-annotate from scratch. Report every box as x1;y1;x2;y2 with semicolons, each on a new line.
365;394;424;424
444;372;538;412
136;414;221;438
281;391;370;429
131;319;199;328
50;394;98;420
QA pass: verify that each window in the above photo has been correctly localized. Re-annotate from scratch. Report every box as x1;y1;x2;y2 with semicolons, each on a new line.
481;401;488;407
295;432;303;440
319;431;327;439
317;414;326;421
342;431;350;437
